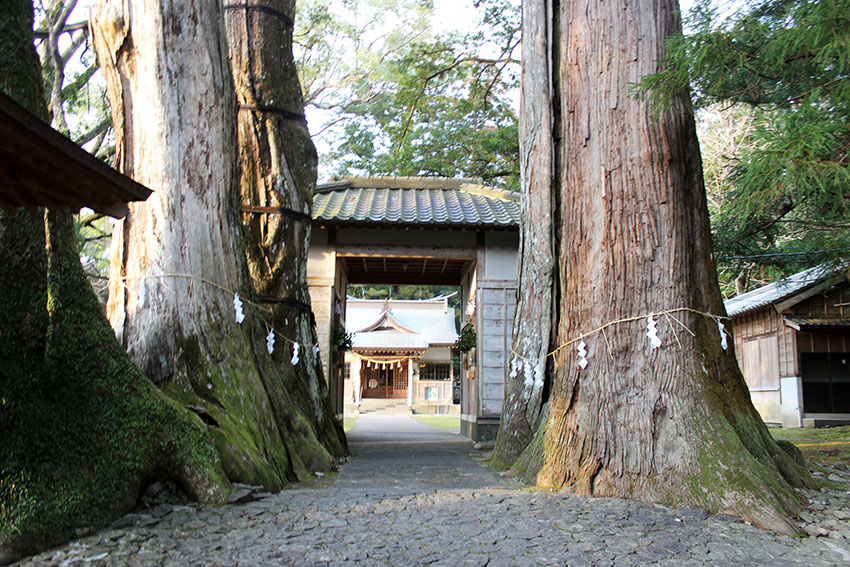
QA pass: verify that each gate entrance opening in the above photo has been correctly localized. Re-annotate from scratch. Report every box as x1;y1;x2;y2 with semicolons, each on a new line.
307;176;519;442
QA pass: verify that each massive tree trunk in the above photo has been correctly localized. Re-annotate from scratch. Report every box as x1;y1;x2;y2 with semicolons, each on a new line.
91;0;340;490
495;0;810;533
1;2;228;563
223;0;345;458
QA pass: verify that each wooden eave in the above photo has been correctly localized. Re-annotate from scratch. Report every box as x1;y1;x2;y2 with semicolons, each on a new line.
0;90;152;218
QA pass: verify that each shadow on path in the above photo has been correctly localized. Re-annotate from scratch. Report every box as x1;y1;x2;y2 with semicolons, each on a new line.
336;414;501;496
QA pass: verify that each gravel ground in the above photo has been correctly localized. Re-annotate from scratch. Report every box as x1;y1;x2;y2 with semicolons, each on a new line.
14;415;850;567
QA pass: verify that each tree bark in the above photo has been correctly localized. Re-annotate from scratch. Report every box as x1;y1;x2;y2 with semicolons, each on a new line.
1;2;228;562
498;0;810;534
223;0;346;459
91;0;339;489
491;0;556;469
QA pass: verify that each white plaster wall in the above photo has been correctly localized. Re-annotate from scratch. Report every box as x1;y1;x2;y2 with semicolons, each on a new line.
307;228;335;280
420;347;453;363
484;232;519;280
780;376;804;428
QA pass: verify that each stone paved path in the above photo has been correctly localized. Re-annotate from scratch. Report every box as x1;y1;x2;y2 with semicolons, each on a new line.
15;415;850;566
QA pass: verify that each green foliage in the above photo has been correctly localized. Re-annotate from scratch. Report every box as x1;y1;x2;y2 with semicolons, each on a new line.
635;0;850;291
34;0;113;160
455;322;476;353
331;321;355;351
73;211;111;280
295;0;520;189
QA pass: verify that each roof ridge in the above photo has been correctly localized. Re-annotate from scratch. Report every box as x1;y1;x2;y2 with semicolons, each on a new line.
317;175;484;192
458;183;520;202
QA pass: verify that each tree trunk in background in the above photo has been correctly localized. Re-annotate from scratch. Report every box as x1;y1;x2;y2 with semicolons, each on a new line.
491;0;556;470
1;2;228;562
223;0;345;458
91;0;338;490
498;0;810;533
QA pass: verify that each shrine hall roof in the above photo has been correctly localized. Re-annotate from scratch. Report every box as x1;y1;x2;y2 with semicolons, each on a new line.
312;176;519;229
345;297;459;351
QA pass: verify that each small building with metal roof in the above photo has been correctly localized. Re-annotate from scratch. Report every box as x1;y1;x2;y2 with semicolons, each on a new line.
724;265;850;427
308;176;519;441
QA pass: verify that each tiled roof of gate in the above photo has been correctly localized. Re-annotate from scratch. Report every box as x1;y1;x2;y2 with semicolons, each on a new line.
312;176;520;228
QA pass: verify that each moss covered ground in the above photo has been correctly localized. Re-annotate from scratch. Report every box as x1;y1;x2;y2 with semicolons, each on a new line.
413;416;460;432
770;426;850;469
343;417;357;432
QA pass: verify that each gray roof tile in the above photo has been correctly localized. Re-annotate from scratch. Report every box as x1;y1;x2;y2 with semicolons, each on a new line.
313;176;519;228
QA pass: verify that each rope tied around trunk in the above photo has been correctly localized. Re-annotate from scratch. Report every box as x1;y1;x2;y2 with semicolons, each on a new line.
117;273;321;358
509;307;730;368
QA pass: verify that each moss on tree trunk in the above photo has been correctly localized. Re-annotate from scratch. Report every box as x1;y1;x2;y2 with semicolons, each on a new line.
0;3;229;563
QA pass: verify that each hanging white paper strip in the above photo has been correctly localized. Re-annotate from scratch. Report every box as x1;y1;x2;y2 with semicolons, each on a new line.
577;339;588;369
290;342;300;366
534;362;544;389
646;315;662;349
718;321;728;351
523;360;534;387
266;329;275;354
509;357;519;379
312;344;320;364
233;293;245;324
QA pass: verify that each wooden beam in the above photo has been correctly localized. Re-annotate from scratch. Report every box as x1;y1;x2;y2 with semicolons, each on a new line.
337;244;476;260
345;271;464;286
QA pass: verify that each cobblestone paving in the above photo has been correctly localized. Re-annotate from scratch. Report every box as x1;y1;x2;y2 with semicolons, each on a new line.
15;416;850;567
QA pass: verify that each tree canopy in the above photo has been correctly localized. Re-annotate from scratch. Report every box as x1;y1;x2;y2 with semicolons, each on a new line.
295;0;521;189
637;0;850;291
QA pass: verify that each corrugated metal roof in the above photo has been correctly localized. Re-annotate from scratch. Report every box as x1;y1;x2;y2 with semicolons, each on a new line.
724;265;831;317
313;176;519;228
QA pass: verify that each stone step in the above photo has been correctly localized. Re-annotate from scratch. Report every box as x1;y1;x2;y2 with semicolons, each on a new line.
358;398;410;414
